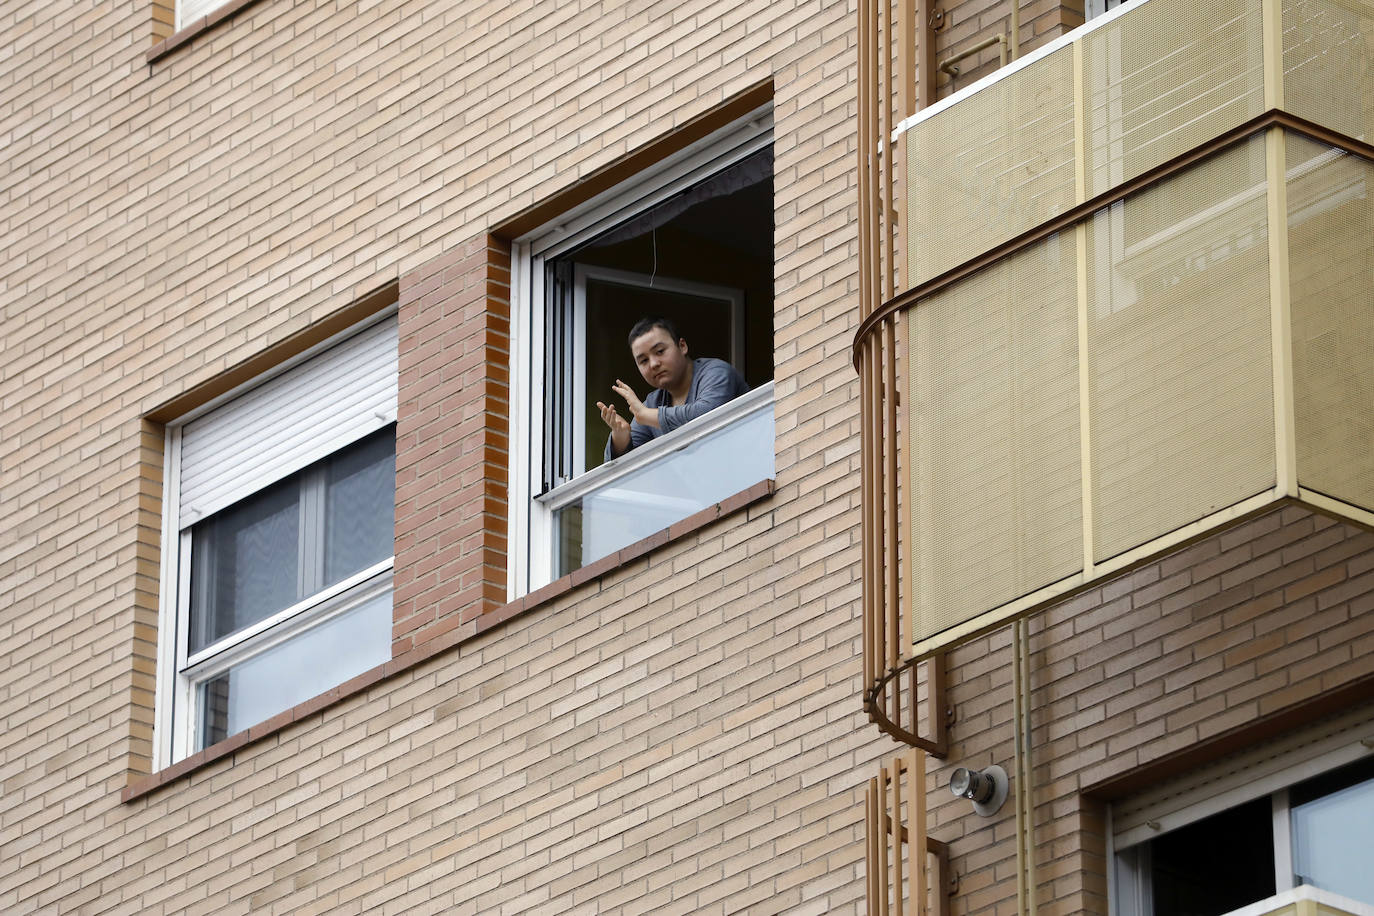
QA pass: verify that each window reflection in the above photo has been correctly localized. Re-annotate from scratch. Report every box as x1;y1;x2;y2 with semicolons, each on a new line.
198;589;391;746
1291;758;1374;907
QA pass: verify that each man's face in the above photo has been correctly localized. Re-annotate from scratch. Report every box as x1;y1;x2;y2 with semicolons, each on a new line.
630;327;689;392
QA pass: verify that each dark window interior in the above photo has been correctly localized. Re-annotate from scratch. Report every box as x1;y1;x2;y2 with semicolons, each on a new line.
1290;753;1374;808
1148;796;1275;916
541;146;773;487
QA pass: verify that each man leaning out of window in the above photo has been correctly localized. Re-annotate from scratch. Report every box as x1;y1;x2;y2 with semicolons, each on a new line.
597;316;749;460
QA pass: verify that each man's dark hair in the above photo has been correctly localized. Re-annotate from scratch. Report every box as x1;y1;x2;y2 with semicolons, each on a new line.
627;316;682;348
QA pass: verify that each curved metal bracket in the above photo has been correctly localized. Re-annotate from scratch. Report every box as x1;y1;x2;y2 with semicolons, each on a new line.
864;651;949;757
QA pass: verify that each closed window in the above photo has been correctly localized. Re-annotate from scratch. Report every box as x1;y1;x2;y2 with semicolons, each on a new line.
156;317;397;764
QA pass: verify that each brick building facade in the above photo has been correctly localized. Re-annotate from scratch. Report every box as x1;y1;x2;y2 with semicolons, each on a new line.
5;0;1374;913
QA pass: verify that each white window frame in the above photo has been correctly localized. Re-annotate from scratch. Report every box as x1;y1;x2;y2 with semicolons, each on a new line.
176;0;228;30
153;311;398;768
508;106;773;597
1111;704;1374;915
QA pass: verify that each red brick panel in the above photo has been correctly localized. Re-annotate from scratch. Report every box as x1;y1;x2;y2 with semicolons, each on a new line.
393;234;512;657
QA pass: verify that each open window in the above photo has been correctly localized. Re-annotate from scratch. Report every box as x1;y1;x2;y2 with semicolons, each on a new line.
155;316;397;765
1112;712;1374;916
511;111;775;592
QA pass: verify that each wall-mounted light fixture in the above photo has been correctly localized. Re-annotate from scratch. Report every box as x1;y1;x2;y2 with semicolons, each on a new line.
949;764;1008;817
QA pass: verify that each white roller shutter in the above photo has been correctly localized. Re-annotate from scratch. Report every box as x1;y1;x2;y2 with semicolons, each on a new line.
177;318;397;526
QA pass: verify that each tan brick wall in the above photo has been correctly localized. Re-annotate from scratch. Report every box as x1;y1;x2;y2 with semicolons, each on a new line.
0;0;1128;909
82;513;883;915
0;0;934;911
928;506;1374;916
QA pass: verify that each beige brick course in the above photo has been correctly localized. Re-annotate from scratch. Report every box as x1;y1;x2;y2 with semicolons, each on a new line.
3;0;903;902
927;507;1374;916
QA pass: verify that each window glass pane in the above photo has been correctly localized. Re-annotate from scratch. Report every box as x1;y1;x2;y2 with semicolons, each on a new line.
324;426;396;585
197;590;391;747
582;275;738;473
1291;759;1374;906
189;476;300;653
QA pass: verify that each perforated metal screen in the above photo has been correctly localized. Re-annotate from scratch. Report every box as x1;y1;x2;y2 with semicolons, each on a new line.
908;238;1082;641
1288;135;1374;512
1282;0;1374;144
1087;137;1275;564
889;0;1374;649
906;47;1076;288
1082;0;1265;198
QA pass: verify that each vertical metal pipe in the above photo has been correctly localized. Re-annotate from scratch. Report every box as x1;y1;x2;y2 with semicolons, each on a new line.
869;341;886;691
867;779;880;916
1012;618;1038;916
1020;621;1037;916
1009;0;1021;61
898;0;915;118
930;652;946;754
880;0;895;305
893;757;905;916
869;0;883;315
858;0;876;695
878;763;892;916
858;0;873;318
1012;619;1027;916
861;343;874;693
896;0;914;298
907;750;927;916
908;663;918;742
885;318;900;677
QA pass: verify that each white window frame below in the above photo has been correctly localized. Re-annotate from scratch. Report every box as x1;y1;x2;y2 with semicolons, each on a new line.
176;0;229;30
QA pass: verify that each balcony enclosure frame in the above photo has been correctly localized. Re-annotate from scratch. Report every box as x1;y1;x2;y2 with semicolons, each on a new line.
856;0;1374;746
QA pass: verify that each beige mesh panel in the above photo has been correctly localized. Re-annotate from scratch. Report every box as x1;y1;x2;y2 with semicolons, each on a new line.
1088;138;1275;564
1082;0;1265;199
908;237;1081;642
905;47;1076;288
1282;0;1374;144
1287;134;1374;512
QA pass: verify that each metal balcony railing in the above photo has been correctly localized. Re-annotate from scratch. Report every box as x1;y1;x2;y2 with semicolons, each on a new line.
865;750;950;916
856;0;1374;743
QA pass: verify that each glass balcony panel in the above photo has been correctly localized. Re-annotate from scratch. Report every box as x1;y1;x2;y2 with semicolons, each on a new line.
1083;0;1265;198
551;402;774;578
1282;0;1374;144
906;46;1077;287
1088;137;1275;563
908;236;1082;641
1288;135;1374;510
